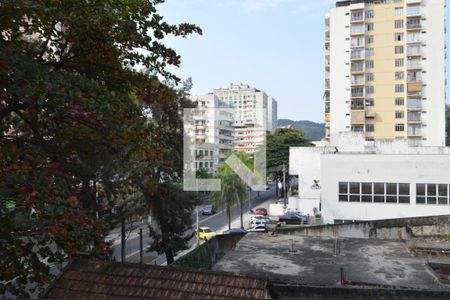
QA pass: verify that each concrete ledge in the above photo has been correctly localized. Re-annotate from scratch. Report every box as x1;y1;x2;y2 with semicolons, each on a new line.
278;214;450;240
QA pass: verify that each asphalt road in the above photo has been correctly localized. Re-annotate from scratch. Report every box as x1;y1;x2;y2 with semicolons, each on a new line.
108;184;277;265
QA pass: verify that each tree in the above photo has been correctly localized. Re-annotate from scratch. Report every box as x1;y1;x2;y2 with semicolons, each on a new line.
210;153;250;230
265;128;313;197
141;79;199;264
147;183;197;265
0;0;201;296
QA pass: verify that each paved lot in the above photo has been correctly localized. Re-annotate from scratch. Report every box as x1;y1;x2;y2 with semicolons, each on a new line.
214;233;450;290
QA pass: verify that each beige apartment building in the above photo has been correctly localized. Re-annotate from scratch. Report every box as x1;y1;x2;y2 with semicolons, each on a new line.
325;0;446;146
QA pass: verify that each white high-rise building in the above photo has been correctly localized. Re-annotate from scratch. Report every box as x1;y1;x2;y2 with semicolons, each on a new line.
325;0;446;147
213;84;278;153
190;95;234;173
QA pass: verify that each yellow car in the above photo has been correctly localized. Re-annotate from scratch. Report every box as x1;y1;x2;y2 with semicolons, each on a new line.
197;227;217;240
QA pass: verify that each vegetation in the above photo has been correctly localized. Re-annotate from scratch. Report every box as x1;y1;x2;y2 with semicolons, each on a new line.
277;119;325;141
266;128;313;197
0;0;200;296
210;153;251;230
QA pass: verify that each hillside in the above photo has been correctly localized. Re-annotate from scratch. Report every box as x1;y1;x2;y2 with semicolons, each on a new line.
277;119;326;141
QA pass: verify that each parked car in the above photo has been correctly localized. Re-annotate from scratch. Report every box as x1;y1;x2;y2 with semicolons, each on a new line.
201;204;215;215
248;225;266;232
254;208;268;216
250;216;281;227
279;212;310;225
196;227;217;240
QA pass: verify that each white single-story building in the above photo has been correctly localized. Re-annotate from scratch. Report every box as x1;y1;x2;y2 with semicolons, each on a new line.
289;133;450;224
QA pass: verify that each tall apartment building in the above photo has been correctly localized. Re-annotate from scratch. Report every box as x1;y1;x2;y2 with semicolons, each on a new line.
325;0;446;147
189;95;234;173
213;84;278;153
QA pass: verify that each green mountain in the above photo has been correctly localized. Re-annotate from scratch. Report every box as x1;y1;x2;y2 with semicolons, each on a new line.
277;119;325;141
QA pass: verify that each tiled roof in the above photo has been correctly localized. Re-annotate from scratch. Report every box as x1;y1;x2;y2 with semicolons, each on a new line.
42;260;269;299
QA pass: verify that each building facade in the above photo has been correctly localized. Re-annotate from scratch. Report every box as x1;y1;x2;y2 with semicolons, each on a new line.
189;94;234;173
290;133;450;224
325;0;446;147
194;84;278;153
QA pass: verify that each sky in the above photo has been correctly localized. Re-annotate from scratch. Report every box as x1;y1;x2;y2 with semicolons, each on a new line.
158;0;450;123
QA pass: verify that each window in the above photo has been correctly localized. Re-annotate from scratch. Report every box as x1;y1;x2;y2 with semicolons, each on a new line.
365;10;374;19
374;183;385;203
395;84;404;93
351;24;365;34
351;11;364;22
365;98;375;106
399;184;410;203
366;86;374;94
394;7;403;16
395;71;404;80
339;182;348;202
366;35;374;44
365;60;374;68
349;182;361;202
361;183;373;202
366;73;374;81
351;62;364;72
366;23;374;31
351;36;365;47
386;183;398;203
395;46;404;54
365;124;374;132
394;32;404;41
395;58;404;67
395;20;404;29
427;184;437;204
395;123;405;132
439;184;449;205
395;97;405;105
395;111;404;119
365;48;374;56
416;184;426;204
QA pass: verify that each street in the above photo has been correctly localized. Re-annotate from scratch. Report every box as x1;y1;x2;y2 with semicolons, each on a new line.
106;184;277;265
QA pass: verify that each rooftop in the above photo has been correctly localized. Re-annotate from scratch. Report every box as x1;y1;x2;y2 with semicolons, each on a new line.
43;260;270;299
214;233;450;291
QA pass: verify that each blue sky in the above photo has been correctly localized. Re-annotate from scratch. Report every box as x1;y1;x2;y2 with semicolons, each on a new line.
159;0;449;123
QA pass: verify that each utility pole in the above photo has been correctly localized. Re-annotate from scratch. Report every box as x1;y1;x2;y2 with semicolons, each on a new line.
196;205;200;246
121;218;126;263
283;164;287;210
139;228;143;264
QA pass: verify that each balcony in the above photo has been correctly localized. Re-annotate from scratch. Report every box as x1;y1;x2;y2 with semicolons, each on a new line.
351;49;365;60
351;99;364;110
407;112;421;124
351;13;364;23
407;99;422;111
406;0;421;4
407;82;422;93
407;46;421;56
325;113;330;122
408;127;422;137
351;75;364;86
351;88;364;98
351;63;364;74
406;6;420;17
407;61;421;70
407;19;421;30
351;25;365;36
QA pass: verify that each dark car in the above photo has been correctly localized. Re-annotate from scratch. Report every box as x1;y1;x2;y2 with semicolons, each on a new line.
222;228;248;235
201;204;215;215
279;212;309;225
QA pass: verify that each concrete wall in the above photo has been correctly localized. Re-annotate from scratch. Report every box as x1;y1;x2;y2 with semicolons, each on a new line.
279;214;450;240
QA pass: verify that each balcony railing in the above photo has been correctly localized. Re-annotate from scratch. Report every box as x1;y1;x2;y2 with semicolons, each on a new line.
351;50;365;60
407;47;421;56
407;113;421;123
408;128;422;136
351;76;364;85
407;61;421;69
406;7;420;17
351;12;364;22
407;19;421;29
407;99;422;110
